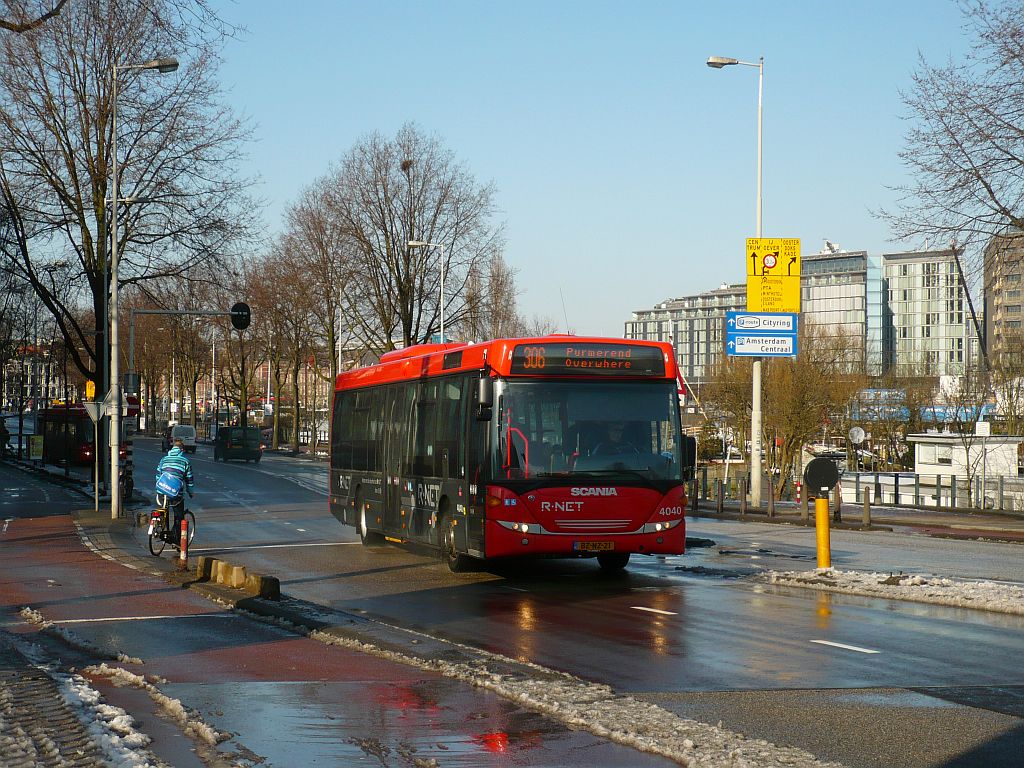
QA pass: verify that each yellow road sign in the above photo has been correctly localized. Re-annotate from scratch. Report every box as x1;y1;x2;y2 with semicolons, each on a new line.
746;237;801;313
85;379;95;400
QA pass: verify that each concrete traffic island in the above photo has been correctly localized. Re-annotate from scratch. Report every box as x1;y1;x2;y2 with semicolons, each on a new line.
195;555;280;600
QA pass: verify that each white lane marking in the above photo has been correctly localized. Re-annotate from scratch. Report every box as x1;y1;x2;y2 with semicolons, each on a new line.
811;639;880;654
631;606;678;616
504;586;529;592
54;613;235;625
189;541;360;554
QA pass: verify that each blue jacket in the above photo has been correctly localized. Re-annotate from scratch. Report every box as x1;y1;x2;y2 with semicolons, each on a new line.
156;446;195;496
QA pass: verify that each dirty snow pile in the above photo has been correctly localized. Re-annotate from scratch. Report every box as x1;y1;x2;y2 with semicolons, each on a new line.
761;568;1024;614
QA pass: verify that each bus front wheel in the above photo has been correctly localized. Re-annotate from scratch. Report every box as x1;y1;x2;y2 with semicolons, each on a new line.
597;552;630;571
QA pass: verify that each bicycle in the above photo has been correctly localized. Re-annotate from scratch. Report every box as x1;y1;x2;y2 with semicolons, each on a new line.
147;501;196;556
118;465;134;519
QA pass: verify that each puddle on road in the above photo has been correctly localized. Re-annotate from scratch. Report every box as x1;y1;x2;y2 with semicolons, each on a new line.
834;690;960;709
717;547;815;561
169;677;671;766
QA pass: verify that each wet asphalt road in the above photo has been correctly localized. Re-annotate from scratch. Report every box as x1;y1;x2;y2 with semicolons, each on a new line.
126;438;1024;768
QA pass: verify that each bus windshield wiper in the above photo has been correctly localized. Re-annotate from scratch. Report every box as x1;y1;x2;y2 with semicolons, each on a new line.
570;467;656;480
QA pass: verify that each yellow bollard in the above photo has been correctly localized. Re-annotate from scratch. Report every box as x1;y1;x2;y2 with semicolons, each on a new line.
814;495;831;569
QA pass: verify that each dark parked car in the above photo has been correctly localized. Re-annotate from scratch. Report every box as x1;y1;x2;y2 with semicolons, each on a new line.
213;426;263;463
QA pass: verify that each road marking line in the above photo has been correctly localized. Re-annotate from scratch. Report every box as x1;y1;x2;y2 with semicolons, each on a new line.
189;541;360;553
811;640;880;654
54;613;235;625
631;606;677;616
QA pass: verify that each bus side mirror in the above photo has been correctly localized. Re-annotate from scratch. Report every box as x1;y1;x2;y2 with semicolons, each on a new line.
681;435;697;480
476;376;493;421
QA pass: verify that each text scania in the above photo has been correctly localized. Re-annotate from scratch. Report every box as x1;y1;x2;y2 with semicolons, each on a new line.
570;487;619;497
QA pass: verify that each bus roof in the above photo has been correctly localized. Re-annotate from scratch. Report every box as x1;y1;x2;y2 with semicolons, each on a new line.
335;336;677;392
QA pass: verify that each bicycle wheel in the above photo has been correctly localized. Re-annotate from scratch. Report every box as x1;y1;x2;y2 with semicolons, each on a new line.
148;519;167;556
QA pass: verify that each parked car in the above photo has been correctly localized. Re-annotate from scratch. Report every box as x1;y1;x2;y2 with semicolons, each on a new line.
214;425;263;463
161;423;197;454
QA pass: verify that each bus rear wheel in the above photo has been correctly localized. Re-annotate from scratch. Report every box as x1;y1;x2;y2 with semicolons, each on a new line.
358;499;382;546
442;518;472;573
597;552;630;571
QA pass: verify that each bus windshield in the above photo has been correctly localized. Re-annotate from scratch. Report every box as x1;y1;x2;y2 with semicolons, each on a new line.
493;379;683;480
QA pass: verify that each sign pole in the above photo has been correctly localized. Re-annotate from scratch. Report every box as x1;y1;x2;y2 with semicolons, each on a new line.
94;420;99;514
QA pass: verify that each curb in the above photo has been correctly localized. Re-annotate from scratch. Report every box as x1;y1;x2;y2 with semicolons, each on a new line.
194;555;280;599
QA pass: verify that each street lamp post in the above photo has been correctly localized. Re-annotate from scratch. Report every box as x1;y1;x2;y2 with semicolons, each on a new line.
407;240;446;343
109;55;177;520
707;53;765;508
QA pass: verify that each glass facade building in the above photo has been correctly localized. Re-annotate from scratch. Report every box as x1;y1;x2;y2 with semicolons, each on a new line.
625;246;886;389
883;250;977;376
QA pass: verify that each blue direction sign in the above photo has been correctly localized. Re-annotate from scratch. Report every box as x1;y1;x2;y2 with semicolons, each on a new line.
725;311;799;357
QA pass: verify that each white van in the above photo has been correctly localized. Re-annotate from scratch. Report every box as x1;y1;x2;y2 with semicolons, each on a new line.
163;423;197;454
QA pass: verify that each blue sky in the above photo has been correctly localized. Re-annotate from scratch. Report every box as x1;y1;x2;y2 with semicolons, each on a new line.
212;0;970;337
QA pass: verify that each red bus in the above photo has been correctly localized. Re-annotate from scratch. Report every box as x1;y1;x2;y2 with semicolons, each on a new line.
37;398;139;465
329;336;695;571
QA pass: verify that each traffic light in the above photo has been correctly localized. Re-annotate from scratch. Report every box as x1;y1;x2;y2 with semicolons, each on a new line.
230;302;251;330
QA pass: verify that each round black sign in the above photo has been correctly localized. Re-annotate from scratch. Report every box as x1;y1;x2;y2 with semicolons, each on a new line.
803;457;840;498
230;301;251;331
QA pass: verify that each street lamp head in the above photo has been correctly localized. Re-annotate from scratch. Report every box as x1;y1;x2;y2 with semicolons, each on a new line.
408;240;427;247
145;56;179;73
706;56;739;69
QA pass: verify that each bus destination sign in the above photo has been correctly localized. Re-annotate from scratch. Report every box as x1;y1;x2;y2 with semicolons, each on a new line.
510;342;666;377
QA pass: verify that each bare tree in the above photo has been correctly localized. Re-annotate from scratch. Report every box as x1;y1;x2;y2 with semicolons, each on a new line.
882;1;1024;363
924;365;994;506
0;0;256;395
457;253;527;341
980;326;1024;435
283;176;357;388
324;123;504;350
703;324;864;499
0;0;69;33
761;324;865;497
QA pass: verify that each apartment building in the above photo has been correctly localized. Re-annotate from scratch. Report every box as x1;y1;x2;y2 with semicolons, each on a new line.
983;229;1024;368
883;249;978;376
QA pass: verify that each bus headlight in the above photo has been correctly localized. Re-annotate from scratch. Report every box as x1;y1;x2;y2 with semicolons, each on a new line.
498;520;539;534
642;519;681;533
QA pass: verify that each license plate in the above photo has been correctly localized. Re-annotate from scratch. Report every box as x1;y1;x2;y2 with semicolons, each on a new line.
575;541;614;552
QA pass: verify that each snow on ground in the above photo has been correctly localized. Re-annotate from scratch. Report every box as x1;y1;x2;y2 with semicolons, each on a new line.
13;608;228;765
5;630;163;768
759;568;1024;614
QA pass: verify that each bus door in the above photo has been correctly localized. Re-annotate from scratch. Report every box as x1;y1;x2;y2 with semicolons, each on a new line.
383;383;414;537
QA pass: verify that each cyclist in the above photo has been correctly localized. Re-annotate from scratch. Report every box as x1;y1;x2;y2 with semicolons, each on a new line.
155;437;195;539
